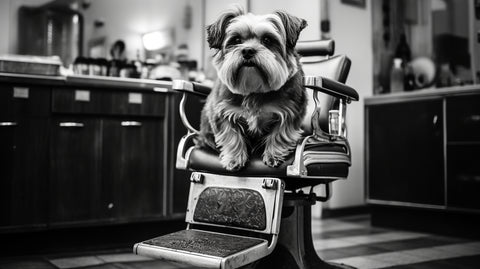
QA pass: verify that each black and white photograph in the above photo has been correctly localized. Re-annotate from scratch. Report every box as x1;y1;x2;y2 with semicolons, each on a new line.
0;0;479;268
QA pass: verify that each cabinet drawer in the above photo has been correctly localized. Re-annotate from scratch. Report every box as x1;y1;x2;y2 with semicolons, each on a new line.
52;88;166;117
447;95;480;142
447;144;480;210
0;85;50;119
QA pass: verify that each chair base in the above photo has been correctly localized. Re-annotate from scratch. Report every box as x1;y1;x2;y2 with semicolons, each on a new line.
252;195;355;269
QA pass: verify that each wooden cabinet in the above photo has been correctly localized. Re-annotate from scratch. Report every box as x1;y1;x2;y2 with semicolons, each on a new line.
103;118;165;220
367;99;445;206
366;90;480;213
0;77;186;231
49;89;167;225
50;117;103;224
0;85;49;228
446;95;480;210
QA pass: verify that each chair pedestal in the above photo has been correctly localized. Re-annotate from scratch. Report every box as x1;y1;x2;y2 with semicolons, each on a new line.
253;195;355;269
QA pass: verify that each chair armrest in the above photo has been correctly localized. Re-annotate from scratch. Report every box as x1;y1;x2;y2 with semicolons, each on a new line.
172;80;212;97
303;76;359;102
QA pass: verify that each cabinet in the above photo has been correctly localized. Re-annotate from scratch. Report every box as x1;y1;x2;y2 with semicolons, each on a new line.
0;85;49;228
0;76;191;232
50;117;103;224
366;89;480;213
367;99;444;206
49;88;167;226
103;118;164;220
446;95;480;210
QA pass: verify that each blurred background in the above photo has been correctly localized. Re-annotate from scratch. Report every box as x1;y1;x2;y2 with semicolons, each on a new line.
1;0;480;268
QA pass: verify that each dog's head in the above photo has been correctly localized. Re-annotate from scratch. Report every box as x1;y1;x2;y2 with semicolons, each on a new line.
207;7;307;95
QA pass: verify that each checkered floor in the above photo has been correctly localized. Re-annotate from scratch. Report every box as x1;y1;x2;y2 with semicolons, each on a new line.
1;214;480;269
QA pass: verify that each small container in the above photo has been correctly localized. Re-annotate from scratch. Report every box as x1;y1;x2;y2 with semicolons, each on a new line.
390;58;404;93
73;57;89;75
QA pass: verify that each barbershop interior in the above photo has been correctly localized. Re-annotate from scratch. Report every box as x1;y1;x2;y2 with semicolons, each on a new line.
1;0;480;268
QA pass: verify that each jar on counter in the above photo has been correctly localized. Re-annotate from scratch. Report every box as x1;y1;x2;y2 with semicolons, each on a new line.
73;57;89;75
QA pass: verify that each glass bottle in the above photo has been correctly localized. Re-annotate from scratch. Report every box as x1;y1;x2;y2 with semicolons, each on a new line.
390;58;404;93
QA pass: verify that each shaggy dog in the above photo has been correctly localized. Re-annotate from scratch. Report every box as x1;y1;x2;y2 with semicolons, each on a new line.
198;7;308;171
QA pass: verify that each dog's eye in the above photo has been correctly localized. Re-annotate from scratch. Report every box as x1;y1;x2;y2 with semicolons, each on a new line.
262;36;272;45
232;37;242;45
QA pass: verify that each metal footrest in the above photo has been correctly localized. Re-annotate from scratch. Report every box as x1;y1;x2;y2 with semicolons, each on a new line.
134;229;269;269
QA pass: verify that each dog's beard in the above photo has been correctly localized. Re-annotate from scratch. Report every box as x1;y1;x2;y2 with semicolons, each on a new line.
216;48;295;95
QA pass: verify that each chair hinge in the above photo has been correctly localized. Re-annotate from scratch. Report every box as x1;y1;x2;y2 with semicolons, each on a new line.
190;173;204;184
262;178;278;189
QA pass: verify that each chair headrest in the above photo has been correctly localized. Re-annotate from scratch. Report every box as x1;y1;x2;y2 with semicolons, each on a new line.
296;40;335;57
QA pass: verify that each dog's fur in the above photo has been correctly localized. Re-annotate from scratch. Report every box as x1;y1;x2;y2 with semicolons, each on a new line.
197;7;308;171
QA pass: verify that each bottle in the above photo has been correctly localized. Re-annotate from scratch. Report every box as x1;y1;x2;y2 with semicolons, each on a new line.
390;58;404;93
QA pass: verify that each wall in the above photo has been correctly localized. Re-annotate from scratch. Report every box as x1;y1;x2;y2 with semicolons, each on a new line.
250;0;321;41
82;0;195;59
0;1;11;55
325;0;373;209
0;0;53;55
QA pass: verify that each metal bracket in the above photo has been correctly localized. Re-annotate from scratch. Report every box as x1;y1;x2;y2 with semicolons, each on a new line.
262;178;278;189
310;183;331;202
190;173;204;184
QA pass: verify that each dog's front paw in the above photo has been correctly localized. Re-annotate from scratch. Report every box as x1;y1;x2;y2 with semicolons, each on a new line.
220;150;248;171
263;152;284;168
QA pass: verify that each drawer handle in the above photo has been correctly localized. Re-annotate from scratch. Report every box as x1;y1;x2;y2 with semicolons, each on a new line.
466;114;480;123
121;121;142;127
0;122;18;127
59;122;84;128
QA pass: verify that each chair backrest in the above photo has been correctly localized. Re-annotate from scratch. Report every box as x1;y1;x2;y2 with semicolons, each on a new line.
296;40;351;134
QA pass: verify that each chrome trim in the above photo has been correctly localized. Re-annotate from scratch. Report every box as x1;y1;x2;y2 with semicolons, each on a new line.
179;93;200;134
287;135;314;177
303;76;323;88
121;121;142;127
0;122;18;127
134;241;222;268
176;132;197;170
134;228;271;269
172;79;194;92
59;122;84;128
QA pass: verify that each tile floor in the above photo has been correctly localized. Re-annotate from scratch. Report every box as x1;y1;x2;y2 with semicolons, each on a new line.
1;214;480;269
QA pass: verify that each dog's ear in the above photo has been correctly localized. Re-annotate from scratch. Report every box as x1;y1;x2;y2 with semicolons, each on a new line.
207;7;244;49
274;11;307;49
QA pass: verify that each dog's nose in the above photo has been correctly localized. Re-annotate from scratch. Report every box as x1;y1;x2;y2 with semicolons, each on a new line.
241;48;256;59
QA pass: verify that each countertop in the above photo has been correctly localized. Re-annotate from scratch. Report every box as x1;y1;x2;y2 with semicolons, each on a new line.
0;72;173;92
365;84;480;105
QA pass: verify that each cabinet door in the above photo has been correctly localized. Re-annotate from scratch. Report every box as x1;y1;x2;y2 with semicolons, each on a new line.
0;118;49;228
50;118;103;224
102;118;165;221
447;145;480;210
367;99;444;205
0;85;49;228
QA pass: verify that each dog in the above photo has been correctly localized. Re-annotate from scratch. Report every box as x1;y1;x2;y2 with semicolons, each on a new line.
197;7;308;171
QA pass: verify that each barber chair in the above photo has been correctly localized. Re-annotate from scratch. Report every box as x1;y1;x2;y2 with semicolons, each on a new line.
134;40;359;269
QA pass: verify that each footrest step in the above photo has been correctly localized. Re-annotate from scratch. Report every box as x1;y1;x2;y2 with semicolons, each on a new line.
134;229;269;269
